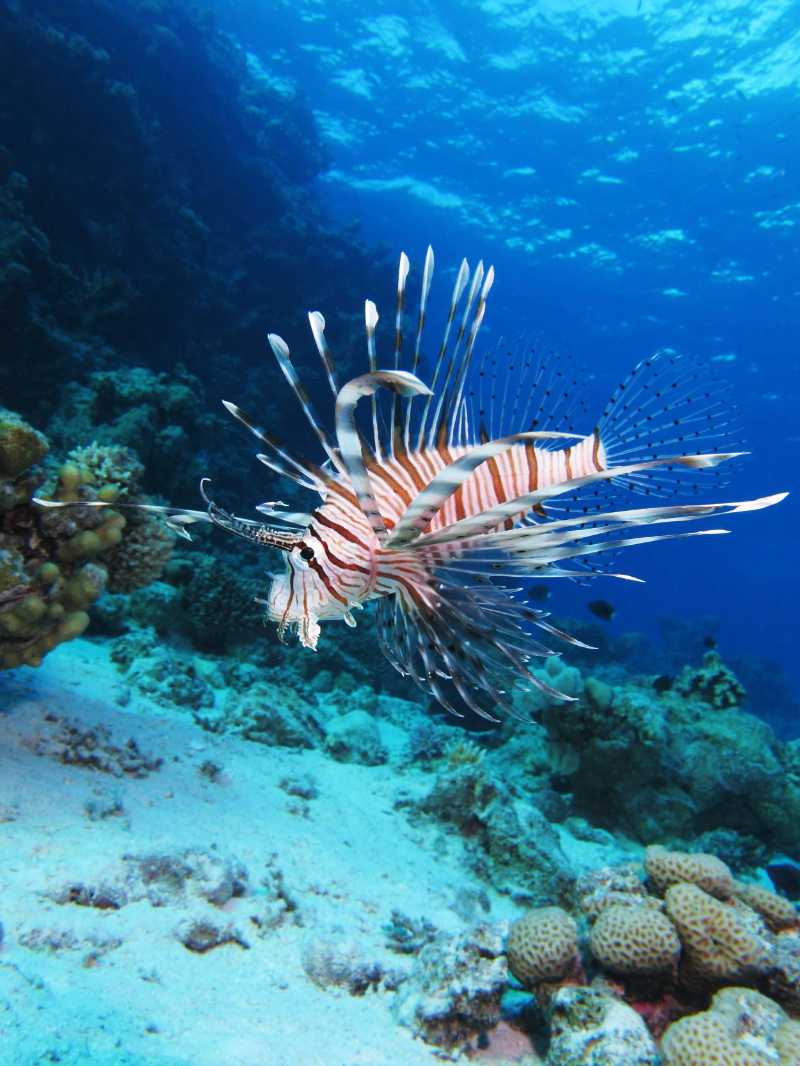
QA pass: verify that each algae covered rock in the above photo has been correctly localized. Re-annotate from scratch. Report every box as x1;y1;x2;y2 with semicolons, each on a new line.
324;710;388;766
211;681;324;749
546;986;660;1066
392;924;508;1051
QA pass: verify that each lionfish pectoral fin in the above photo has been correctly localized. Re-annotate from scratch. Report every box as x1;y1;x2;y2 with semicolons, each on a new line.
375;572;580;726
299;616;321;650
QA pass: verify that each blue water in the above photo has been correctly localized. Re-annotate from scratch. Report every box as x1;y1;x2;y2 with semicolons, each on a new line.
216;0;798;696
3;6;800;1063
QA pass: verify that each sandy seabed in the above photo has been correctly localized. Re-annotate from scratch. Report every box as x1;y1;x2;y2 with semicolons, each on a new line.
0;638;548;1066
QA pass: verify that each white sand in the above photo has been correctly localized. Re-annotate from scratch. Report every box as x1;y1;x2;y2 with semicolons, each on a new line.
0;638;537;1066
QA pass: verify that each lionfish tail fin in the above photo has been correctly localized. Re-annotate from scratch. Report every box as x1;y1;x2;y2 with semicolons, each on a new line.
596;350;745;499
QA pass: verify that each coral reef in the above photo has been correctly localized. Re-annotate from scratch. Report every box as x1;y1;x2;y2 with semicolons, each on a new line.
500;843;798;1060
0;410;171;669
533;654;800;854
674;650;747;709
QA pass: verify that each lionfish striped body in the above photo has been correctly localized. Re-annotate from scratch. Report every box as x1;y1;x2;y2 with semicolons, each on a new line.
36;247;786;723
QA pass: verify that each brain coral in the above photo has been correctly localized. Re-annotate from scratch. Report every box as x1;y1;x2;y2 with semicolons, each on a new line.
731;881;799;933
646;844;734;899
589;903;681;977
661;986;800;1066
506;906;578;988
665;883;774;986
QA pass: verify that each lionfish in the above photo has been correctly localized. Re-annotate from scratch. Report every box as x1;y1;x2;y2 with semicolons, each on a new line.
37;248;785;723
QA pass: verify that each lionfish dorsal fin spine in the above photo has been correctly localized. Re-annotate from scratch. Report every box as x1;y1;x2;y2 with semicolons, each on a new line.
267;333;347;477
389;252;410;455
402;246;434;451
425;259;484;449
448;265;494;446
364;300;382;457
221;400;325;491
416;256;470;450
308;311;338;397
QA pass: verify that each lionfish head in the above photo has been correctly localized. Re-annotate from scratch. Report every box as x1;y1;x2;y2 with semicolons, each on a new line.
261;536;348;651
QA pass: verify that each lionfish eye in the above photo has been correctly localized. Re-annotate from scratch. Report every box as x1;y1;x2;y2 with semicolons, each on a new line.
299;545;315;561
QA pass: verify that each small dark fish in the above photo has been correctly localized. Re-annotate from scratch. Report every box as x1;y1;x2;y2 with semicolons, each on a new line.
587;599;615;622
653;674;673;694
636;0;642;11
703;635;717;649
527;585;550;603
